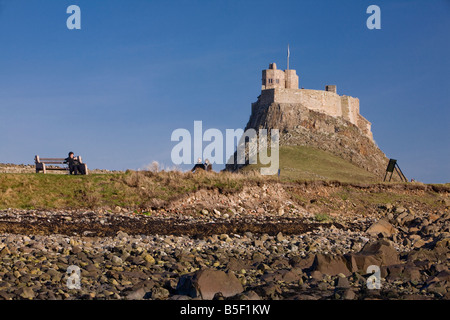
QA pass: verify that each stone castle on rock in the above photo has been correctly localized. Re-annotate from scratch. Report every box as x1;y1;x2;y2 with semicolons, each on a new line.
227;61;389;177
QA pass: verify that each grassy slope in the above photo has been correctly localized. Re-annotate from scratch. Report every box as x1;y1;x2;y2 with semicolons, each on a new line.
0;146;379;210
1;146;448;211
0;171;267;210
242;146;379;183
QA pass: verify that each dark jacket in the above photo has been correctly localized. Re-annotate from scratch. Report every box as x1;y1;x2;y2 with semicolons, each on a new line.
191;163;206;172
64;157;79;167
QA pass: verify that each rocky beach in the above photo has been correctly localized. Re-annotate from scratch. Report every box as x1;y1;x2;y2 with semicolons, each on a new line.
0;179;448;300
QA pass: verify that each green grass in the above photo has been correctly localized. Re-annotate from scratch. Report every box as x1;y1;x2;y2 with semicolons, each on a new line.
314;213;333;222
242;145;378;183
0;161;448;211
330;186;445;208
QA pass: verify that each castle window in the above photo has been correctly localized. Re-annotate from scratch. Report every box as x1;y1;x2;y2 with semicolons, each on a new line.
276;79;280;84
268;79;273;84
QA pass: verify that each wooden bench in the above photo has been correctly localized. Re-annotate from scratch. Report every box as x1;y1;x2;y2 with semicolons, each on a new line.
34;155;88;175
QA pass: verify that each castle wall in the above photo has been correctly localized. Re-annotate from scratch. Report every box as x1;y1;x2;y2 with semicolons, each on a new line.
340;96;360;125
259;89;275;106
349;97;360;125
296;89;343;118
267;88;343;118
258;88;372;140
357;114;373;141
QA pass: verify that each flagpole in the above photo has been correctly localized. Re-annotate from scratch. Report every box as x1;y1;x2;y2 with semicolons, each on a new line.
287;44;290;70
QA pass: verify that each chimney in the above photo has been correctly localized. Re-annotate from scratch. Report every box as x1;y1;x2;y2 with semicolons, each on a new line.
325;85;337;94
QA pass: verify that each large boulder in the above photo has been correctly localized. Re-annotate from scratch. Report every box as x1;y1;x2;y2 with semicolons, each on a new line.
176;269;244;300
311;253;352;276
385;264;422;282
289;254;315;271
406;245;449;263
366;219;397;237
346;240;400;275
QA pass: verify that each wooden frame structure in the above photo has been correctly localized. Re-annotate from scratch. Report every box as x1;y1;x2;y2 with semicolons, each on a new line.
383;159;407;182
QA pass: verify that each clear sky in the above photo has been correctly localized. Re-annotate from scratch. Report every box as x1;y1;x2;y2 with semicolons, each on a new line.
0;0;449;183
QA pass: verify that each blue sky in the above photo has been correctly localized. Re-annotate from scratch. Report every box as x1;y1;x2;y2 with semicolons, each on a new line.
0;0;449;183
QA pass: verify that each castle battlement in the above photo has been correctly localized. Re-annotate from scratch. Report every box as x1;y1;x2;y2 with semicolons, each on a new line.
254;63;373;141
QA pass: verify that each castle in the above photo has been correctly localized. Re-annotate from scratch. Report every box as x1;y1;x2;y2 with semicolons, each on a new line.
252;63;373;140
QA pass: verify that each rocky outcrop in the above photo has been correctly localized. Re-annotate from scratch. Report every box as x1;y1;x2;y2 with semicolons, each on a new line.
227;100;391;178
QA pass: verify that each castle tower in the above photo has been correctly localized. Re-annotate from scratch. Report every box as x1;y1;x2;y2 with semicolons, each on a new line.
261;63;299;91
261;63;286;90
285;69;299;89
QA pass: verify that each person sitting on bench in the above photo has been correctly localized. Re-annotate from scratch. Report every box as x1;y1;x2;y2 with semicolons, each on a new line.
191;158;206;173
64;152;86;175
204;159;212;172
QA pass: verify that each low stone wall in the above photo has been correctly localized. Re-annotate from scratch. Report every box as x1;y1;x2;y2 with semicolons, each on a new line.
0;164;35;174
